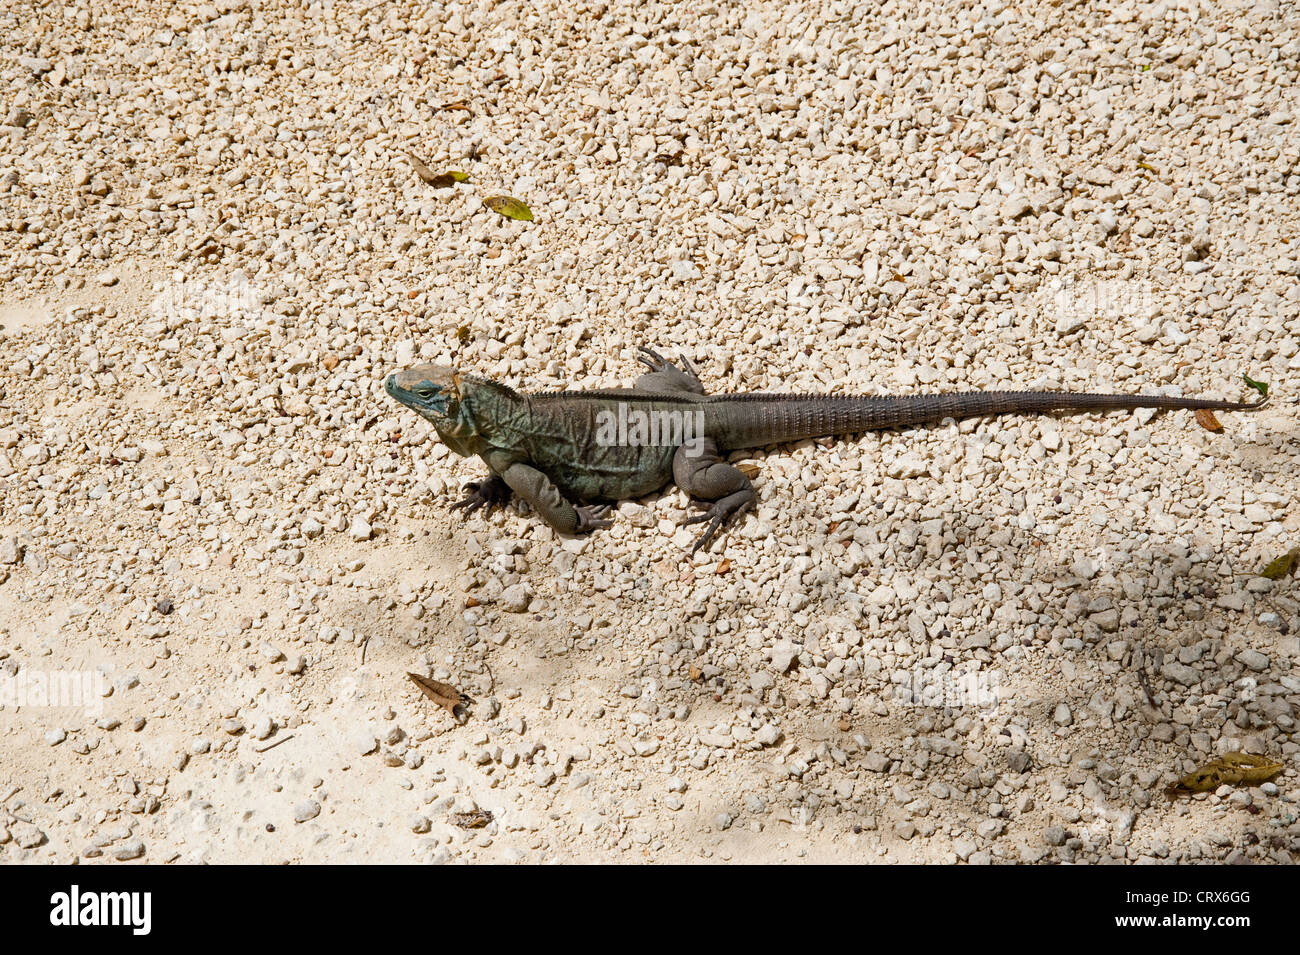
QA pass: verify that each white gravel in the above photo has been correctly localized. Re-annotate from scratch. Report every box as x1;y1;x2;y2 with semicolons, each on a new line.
0;0;1297;864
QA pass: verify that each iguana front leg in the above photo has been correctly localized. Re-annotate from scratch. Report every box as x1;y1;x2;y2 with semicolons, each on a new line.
498;461;613;536
450;474;512;516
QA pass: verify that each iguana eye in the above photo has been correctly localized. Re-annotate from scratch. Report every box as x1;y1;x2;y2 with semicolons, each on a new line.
417;386;439;399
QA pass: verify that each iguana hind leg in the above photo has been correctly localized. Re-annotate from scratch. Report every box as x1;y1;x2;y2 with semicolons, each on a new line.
634;346;706;395
673;439;755;554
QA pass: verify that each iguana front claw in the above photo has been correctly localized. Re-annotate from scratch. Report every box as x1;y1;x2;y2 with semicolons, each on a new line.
450;476;512;517
574;504;613;533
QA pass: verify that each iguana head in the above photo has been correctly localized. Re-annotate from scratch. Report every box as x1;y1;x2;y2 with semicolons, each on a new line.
385;363;462;422
386;364;487;457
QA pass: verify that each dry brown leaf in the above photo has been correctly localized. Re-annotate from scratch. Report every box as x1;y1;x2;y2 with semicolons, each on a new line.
689;665;702;682
736;463;761;480
321;354;339;371
465;596;480;608
716;559;731;575
407;153;469;189
1193;408;1223;433
428;170;469;189
449;810;494;829
406;151;438;184
407;672;473;719
438;101;472;112
1167;752;1283;795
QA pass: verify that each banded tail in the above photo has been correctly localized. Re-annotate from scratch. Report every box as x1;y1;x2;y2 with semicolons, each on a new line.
709;389;1269;451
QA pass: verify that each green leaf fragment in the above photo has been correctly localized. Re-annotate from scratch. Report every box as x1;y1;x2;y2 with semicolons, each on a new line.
484;195;534;221
1243;374;1269;398
1260;548;1299;580
427;171;470;189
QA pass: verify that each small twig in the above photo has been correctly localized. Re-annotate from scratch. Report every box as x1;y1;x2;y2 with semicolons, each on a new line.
0;786;20;805
255;733;294;753
1135;650;1157;707
360;636;369;665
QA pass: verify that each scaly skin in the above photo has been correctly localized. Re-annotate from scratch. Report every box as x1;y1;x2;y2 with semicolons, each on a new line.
385;348;1268;553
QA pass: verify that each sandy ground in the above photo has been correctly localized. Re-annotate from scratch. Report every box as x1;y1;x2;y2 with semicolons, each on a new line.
1;0;1299;864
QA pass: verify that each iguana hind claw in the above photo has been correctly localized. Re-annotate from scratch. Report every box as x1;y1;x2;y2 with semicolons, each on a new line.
635;346;705;393
684;492;754;554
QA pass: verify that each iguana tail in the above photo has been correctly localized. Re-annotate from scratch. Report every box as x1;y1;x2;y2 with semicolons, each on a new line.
709;389;1268;450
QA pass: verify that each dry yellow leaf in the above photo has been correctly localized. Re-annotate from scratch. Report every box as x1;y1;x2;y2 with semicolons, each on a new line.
1167;752;1283;794
483;195;534;221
